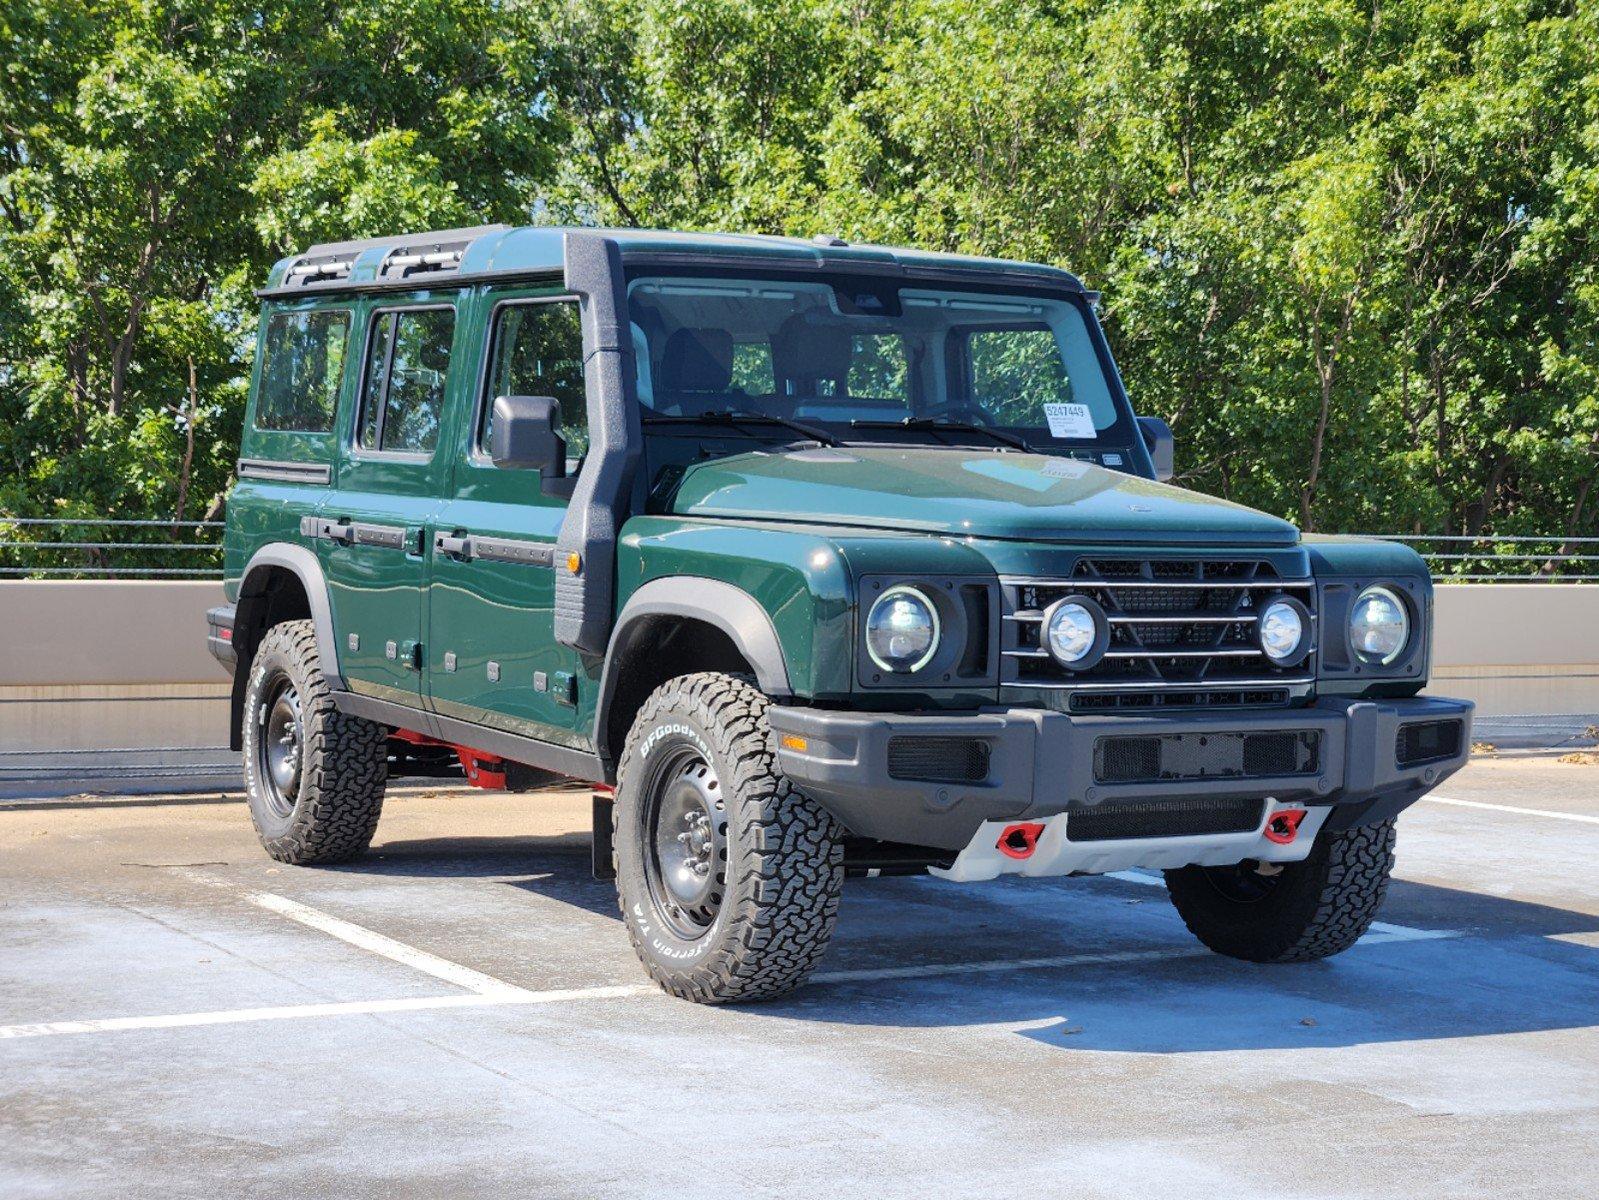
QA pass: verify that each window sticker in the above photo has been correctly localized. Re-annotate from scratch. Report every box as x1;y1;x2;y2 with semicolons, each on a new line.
1043;402;1096;440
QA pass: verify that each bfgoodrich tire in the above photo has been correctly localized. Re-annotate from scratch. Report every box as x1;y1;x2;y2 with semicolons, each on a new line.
241;619;388;864
613;672;845;1003
1163;819;1397;963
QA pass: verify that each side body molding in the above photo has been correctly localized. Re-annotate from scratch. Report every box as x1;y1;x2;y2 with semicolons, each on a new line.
593;577;793;761
556;232;643;656
227;543;344;747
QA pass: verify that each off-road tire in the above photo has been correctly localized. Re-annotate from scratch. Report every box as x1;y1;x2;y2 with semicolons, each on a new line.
1163;819;1397;962
241;619;388;864
613;672;845;1003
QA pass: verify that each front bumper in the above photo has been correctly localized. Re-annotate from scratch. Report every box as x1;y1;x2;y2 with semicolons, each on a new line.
206;604;237;673
770;695;1473;852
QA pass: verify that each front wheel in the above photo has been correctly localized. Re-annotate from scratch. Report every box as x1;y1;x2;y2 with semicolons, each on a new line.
241;619;388;864
1163;819;1397;962
613;672;845;1003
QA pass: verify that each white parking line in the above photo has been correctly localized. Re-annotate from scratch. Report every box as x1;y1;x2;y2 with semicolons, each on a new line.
1422;795;1599;826
0;986;656;1041
246;891;529;997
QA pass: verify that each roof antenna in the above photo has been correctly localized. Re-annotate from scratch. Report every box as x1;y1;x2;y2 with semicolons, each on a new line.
812;233;848;247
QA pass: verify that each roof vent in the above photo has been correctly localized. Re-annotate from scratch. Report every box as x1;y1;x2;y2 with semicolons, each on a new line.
812;233;848;247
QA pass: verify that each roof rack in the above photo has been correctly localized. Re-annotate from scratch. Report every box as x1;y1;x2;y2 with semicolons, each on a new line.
280;224;510;289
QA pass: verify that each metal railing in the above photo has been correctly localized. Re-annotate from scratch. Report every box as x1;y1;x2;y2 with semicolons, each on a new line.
0;518;224;578
2;519;1597;582
1345;534;1599;583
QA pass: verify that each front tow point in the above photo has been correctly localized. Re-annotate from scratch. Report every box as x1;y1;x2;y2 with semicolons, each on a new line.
996;822;1047;860
1264;808;1308;845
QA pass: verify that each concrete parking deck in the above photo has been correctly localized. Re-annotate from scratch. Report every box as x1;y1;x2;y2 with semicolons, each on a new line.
3;757;1597;1199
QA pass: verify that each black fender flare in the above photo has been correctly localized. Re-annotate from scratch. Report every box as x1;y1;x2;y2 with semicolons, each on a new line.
592;577;792;765
228;543;342;747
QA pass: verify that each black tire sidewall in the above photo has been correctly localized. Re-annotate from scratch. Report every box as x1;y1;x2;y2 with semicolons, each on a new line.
241;627;319;843
615;709;732;970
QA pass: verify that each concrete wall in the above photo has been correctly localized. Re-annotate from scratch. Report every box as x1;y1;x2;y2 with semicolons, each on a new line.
1431;585;1599;718
0;582;229;757
1;580;1595;755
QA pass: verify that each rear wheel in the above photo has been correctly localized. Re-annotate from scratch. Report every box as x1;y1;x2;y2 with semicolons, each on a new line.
613;672;845;1003
241;620;388;864
1163;819;1397;962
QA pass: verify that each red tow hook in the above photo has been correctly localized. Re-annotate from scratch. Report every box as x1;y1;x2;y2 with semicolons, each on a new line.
1264;808;1307;845
996;822;1047;860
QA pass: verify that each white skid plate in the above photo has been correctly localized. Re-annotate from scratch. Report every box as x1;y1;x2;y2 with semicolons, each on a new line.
929;799;1329;883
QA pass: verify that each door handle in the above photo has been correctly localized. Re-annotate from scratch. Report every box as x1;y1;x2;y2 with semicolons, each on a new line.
435;532;474;560
322;519;355;545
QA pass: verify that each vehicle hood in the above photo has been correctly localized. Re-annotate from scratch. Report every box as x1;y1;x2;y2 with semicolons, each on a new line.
667;446;1300;547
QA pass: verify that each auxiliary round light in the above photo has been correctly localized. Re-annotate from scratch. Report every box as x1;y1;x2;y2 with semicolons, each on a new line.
1258;597;1307;664
1349;585;1410;665
865;585;940;673
1044;597;1107;669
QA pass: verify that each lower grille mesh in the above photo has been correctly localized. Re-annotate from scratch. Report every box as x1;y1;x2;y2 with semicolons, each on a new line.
1094;730;1320;784
886;737;990;784
1067;797;1265;842
1396;719;1463;768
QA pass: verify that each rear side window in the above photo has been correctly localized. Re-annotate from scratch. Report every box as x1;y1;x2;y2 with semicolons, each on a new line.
480;300;588;458
359;307;456;454
255;309;350;432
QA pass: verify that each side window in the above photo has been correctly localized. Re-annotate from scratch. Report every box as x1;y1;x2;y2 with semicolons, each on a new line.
847;333;909;400
964;325;1072;423
255;309;350;432
358;307;456;454
480;300;588;459
730;342;774;395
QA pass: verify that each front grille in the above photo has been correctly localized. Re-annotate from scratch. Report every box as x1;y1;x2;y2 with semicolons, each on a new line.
886;736;990;783
1068;688;1290;713
1396;719;1463;768
1066;797;1265;842
1093;730;1321;784
1002;558;1315;697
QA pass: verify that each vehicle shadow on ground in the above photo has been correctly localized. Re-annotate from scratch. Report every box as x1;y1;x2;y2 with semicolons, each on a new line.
331;833;620;920
769;872;1599;1052
320;832;1599;1052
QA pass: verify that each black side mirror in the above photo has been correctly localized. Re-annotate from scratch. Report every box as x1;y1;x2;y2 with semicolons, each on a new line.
491;395;574;497
1137;415;1175;483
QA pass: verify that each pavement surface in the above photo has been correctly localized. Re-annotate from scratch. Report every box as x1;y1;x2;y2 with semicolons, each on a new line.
3;755;1597;1199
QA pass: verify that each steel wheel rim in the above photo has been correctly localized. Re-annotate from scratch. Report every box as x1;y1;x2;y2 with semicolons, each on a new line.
642;746;727;940
257;673;303;819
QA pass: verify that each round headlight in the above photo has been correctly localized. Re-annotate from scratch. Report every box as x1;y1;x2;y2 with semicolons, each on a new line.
1045;599;1104;667
1349;585;1410;665
1258;597;1307;664
865;586;940;673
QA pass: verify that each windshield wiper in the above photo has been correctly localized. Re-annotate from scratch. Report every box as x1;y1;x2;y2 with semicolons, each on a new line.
850;416;1032;452
642;409;841;448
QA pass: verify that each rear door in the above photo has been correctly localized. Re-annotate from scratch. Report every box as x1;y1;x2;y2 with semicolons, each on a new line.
318;292;461;707
425;285;594;747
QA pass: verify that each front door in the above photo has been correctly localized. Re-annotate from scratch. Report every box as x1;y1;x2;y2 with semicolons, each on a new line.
426;286;594;747
319;294;460;706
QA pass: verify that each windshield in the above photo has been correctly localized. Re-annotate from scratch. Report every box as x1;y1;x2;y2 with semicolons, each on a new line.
626;272;1134;456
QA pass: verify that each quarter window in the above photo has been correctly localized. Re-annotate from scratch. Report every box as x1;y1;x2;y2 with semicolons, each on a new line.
480;300;588;459
359;307;456;454
255;309;349;432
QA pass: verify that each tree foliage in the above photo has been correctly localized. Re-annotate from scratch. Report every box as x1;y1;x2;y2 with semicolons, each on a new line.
3;0;1596;555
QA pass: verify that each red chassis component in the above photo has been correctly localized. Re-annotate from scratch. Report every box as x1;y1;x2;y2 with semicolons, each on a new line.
390;728;509;790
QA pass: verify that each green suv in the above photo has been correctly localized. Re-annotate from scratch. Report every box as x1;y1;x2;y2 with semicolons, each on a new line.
208;225;1472;1003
